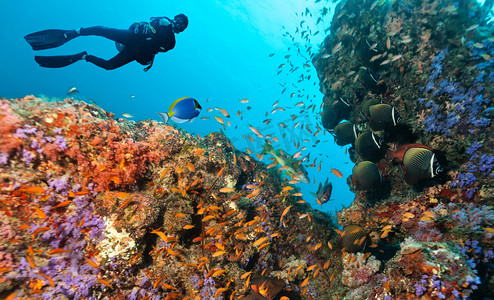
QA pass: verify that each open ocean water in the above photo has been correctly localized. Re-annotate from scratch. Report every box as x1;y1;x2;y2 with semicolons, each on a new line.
1;0;357;215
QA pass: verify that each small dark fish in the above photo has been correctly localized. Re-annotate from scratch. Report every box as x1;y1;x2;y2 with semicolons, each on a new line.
337;225;369;253
67;87;79;94
402;148;442;185
360;99;381;119
321;7;329;17
358;68;386;94
268;53;275;57
368;103;401;131
314;178;332;204
355;132;384;162
333;122;359;146
349;161;382;191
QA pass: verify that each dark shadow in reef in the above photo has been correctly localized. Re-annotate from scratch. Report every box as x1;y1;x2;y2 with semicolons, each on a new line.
365;143;387;163
136;165;155;190
141;206;165;266
179;197;205;249
238;197;257;223
235;171;249;190
434;148;458;183
371;242;400;267
430;150;452;185
243;252;259;272
384;124;420;144
471;259;494;299
364;178;392;205
410;166;449;193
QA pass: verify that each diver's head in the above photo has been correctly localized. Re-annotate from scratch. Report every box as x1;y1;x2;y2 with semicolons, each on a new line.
173;14;188;33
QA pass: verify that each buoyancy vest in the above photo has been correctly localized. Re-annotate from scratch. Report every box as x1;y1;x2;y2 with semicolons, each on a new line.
116;17;176;71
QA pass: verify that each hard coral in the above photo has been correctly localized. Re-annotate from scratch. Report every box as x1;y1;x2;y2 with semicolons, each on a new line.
313;0;493;298
342;252;381;288
0;99;23;155
378;238;479;299
0;96;338;299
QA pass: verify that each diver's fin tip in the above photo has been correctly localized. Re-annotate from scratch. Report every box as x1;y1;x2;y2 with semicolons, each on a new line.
34;51;87;68
25;29;78;50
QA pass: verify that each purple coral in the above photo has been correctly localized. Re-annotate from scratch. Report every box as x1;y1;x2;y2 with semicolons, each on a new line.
429;49;447;81
414;282;427;296
22;149;35;164
190;273;222;299
451;172;477;188
13;124;37;138
466;142;482;155
55;135;68;151
0;152;8;164
478;154;494;176
422;47;492;134
451;204;494;233
49;176;70;194
11;182;106;299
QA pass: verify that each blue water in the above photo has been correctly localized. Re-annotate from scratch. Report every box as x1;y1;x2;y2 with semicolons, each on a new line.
1;0;355;214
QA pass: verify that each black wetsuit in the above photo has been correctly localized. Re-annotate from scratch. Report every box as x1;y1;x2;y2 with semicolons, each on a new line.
80;17;176;70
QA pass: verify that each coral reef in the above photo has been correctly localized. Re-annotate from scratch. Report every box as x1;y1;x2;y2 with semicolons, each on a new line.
312;0;493;298
2;0;494;299
0;96;339;299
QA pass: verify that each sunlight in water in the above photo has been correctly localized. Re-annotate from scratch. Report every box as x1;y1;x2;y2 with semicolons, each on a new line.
218;0;336;48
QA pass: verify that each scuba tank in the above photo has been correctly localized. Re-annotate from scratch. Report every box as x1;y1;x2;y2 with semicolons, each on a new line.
115;17;175;72
115;21;156;52
115;21;158;71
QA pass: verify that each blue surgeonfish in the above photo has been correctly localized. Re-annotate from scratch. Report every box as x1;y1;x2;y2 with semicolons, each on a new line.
157;97;202;124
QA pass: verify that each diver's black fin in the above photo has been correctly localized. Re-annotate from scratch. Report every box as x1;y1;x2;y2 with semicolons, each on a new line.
25;29;78;50
34;52;87;68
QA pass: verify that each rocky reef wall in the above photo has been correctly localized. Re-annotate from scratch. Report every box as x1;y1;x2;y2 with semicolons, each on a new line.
313;0;493;298
0;96;342;299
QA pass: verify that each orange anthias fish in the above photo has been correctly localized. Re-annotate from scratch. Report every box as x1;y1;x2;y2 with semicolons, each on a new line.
331;168;343;178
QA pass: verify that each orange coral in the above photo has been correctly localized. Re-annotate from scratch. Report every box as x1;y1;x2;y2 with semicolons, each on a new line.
0;99;23;154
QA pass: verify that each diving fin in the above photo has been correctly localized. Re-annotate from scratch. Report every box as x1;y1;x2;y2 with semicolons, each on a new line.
25;29;79;50
34;51;87;68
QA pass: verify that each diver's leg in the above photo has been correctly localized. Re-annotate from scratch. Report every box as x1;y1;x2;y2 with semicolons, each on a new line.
84;50;134;70
79;26;134;44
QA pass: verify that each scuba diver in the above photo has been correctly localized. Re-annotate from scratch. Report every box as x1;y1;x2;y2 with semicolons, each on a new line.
24;14;188;71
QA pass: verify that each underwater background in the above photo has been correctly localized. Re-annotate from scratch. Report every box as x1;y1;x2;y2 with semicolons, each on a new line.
1;0;354;215
1;0;494;299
